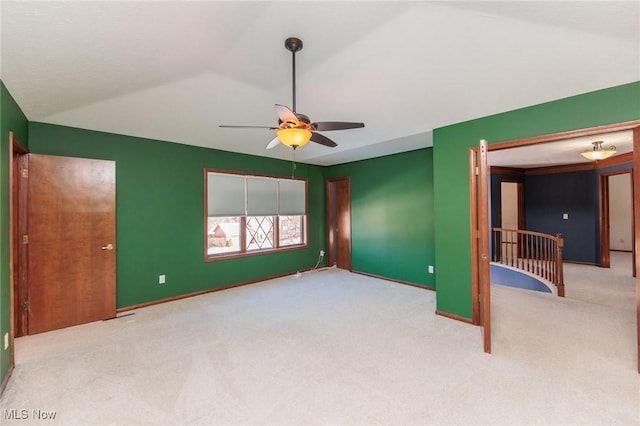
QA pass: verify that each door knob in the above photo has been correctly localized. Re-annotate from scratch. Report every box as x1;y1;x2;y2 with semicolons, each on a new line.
101;244;114;251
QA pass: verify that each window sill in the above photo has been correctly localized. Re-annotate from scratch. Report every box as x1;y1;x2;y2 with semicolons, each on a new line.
204;243;308;262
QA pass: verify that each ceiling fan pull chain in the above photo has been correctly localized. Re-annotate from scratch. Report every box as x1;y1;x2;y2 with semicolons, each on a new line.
291;146;297;178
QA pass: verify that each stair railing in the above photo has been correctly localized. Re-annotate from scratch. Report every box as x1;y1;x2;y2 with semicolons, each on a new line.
491;228;564;297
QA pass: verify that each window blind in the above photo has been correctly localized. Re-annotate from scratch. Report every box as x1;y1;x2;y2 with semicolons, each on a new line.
207;173;246;217
278;179;306;215
247;177;278;216
207;171;306;217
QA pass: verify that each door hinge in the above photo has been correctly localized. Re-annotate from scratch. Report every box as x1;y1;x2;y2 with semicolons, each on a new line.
22;301;29;311
22;168;28;178
476;230;480;239
22;235;29;244
475;166;479;176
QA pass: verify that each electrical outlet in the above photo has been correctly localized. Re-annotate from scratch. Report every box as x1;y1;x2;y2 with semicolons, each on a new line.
320;250;325;257
4;333;8;350
428;265;434;274
159;275;166;284
562;213;569;220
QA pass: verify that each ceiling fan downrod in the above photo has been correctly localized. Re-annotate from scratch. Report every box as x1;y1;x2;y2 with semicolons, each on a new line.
285;37;303;113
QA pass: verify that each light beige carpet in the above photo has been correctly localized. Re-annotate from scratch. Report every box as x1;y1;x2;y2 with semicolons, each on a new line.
1;254;638;425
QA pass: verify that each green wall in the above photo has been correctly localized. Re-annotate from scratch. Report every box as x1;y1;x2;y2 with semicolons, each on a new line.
3;79;638;388
433;81;640;319
0;81;29;385
326;148;435;287
28;122;327;308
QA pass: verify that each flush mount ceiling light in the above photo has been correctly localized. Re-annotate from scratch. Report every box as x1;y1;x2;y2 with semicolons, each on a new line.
580;141;616;161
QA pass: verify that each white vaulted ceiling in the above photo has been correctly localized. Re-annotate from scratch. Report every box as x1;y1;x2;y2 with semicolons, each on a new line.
1;1;638;166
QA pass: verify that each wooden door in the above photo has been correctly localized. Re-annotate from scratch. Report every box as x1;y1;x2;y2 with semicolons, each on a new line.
632;175;636;279
599;174;611;268
27;154;116;334
327;177;352;270
478;140;491;353
11;134;29;337
633;126;640;372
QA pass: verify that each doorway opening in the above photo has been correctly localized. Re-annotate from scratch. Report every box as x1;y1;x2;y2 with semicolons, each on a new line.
500;181;524;231
600;171;635;277
470;120;640;372
326;177;352;270
9;132;28;379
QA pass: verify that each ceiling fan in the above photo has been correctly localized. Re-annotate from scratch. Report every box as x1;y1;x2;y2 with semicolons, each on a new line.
219;37;364;150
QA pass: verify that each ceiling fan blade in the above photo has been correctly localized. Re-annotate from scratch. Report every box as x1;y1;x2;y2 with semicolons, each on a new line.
312;121;365;131
219;125;277;130
266;137;281;150
310;132;338;148
275;104;299;126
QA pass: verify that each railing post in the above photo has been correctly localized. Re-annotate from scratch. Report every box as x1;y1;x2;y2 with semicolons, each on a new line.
556;233;564;297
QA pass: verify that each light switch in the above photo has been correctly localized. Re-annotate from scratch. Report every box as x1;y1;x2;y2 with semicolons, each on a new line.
562;213;569;220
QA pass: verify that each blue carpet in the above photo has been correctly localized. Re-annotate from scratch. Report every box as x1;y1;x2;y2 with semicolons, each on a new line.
490;264;552;293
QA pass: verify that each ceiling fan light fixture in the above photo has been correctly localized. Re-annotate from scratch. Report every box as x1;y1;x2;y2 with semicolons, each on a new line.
219;37;363;151
580;141;616;161
276;128;311;148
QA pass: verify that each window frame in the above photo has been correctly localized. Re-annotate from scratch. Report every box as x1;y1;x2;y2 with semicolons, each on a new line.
204;168;308;262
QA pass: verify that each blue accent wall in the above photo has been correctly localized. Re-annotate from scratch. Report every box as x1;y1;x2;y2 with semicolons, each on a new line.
598;163;633;175
492;158;633;266
524;170;598;263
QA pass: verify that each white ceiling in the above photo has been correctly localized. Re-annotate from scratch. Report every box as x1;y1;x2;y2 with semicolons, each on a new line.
489;130;634;168
1;1;638;166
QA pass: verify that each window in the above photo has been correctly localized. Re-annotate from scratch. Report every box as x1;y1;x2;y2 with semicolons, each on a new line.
205;169;307;260
279;215;303;246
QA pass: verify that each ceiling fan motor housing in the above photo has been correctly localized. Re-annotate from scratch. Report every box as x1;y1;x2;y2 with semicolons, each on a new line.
278;113;311;128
